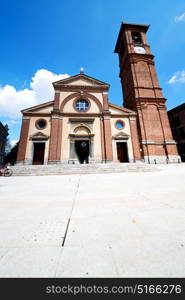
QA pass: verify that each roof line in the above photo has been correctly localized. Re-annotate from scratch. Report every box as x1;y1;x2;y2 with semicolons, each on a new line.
114;21;150;53
168;102;185;112
109;102;136;113
122;22;150;28
22;100;54;113
53;73;110;86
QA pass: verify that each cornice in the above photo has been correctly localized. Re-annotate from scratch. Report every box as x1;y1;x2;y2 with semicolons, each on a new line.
112;132;130;140
111;114;135;118
129;53;154;60
134;86;162;91
61;113;102;117
53;73;110;87
120;54;155;70
22;116;31;120
29;132;49;141
21;100;54;113
135;97;166;104
23;108;137;118
54;85;109;92
23;113;51;117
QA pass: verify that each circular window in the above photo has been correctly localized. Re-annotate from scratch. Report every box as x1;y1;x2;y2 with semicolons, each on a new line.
115;120;124;130
36;119;47;130
75;99;89;112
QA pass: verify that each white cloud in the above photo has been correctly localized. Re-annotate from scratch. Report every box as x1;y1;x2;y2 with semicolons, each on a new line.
8;119;18;125
168;70;185;84
175;12;185;22
10;140;18;147
0;69;69;118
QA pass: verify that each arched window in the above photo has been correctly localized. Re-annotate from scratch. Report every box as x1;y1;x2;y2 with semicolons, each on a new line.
132;32;142;44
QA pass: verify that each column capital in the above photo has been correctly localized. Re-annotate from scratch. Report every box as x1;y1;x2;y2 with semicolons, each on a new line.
103;115;111;120
129;116;136;121
22;116;31;120
51;115;63;120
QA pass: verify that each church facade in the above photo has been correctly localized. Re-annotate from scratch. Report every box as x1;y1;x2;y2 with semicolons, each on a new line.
16;22;180;165
16;73;139;165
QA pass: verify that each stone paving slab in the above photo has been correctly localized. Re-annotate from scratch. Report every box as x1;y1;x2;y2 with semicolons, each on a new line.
0;247;61;277
55;245;119;277
0;164;185;277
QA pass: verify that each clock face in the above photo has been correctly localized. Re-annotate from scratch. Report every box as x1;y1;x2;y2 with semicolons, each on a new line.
134;46;146;54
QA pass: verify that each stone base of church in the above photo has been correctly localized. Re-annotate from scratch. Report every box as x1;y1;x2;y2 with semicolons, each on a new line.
101;159;113;163
48;160;62;164
16;156;182;166
15;159;33;165
167;155;182;163
15;161;25;165
144;155;181;164
68;158;104;164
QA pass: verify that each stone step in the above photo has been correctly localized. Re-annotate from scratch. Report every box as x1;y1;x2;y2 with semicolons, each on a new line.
10;163;158;176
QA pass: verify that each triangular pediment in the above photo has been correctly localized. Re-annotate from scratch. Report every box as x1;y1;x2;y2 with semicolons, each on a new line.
30;132;49;140
113;132;130;140
109;102;136;115
22;101;54;114
53;74;109;88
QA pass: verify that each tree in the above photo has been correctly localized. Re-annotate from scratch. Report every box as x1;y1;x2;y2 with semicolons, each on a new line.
4;142;19;165
4;139;12;155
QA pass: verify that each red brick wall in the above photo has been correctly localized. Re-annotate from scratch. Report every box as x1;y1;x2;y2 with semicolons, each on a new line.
16;118;30;162
103;117;113;161
53;92;60;110
129;117;141;160
48;117;62;162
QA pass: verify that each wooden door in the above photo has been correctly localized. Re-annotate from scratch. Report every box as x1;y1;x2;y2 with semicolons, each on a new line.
117;142;129;162
32;143;45;165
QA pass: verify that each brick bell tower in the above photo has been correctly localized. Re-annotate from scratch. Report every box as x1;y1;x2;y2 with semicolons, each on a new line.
114;22;180;163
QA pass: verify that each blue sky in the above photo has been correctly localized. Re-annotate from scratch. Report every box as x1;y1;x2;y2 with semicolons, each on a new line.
0;0;185;144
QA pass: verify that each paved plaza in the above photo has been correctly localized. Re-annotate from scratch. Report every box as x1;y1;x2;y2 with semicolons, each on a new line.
0;164;185;277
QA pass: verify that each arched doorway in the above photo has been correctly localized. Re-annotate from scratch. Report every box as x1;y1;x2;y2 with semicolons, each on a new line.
75;140;89;163
69;125;94;164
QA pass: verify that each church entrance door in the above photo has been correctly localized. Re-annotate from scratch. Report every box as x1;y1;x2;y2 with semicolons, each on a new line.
32;142;45;165
75;140;89;164
117;142;129;162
